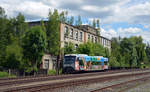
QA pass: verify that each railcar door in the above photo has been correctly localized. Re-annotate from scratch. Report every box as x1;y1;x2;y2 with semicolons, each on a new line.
104;61;108;69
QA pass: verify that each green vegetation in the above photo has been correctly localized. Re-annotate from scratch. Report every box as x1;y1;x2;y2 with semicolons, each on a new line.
0;6;47;74
0;71;16;78
64;42;75;54
111;36;149;68
48;69;62;75
64;41;108;57
46;9;60;56
76;15;82;26
64;36;150;68
22;26;47;73
77;42;107;56
48;70;56;75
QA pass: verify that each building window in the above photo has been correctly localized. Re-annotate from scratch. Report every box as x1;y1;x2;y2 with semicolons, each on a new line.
70;28;73;39
106;40;108;46
75;30;78;40
101;38;102;45
104;39;106;46
80;32;83;41
88;34;90;40
92;36;94;42
108;41;110;46
101;38;103;45
64;26;69;37
95;37;97;43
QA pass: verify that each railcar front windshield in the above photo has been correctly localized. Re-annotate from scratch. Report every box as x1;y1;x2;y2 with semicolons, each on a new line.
64;56;76;64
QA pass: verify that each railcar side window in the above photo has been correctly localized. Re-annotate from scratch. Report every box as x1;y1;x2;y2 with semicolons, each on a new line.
92;62;102;65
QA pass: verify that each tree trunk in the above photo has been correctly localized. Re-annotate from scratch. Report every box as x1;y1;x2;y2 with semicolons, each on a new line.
56;55;59;75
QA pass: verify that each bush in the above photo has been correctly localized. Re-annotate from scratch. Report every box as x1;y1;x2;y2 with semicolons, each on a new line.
48;69;62;75
109;56;120;67
0;71;16;78
48;70;56;75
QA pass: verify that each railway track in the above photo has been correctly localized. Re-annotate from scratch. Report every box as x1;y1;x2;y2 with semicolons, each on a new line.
0;69;142;87
91;76;150;92
1;69;150;92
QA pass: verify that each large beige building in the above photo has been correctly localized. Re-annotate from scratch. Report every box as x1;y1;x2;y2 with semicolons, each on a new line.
28;21;111;70
60;23;111;49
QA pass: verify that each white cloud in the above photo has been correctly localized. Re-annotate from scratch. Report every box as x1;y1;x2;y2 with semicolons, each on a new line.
118;27;142;34
101;27;150;43
81;5;110;13
101;28;118;39
103;1;150;25
0;0;51;19
1;0;150;43
144;25;150;29
1;0;150;26
18;1;50;17
136;31;150;43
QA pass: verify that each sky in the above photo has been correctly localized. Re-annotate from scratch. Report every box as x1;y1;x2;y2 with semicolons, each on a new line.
0;0;150;43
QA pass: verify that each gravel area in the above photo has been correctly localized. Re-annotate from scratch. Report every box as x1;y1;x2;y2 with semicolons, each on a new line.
51;74;150;92
126;80;150;92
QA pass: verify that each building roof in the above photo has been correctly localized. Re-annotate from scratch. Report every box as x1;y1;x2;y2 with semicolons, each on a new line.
100;36;111;41
76;25;98;31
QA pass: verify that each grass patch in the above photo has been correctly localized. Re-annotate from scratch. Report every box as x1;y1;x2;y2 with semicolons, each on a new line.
0;71;16;78
48;70;56;75
48;69;62;75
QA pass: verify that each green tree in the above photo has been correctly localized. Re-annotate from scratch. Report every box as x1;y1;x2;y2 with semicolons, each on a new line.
93;43;106;56
92;19;96;28
47;9;67;74
131;47;137;67
77;42;106;56
64;42;75;54
111;36;148;68
105;48;110;57
96;19;100;29
40;20;46;32
68;16;74;25
76;15;82;26
77;42;94;55
96;19;100;36
0;7;6;18
146;44;150;62
59;11;67;23
15;13;28;39
130;36;146;67
22;26;47;73
119;56;126;67
4;38;23;69
0;7;13;67
120;37;134;67
46;9;60;55
109;56;120;67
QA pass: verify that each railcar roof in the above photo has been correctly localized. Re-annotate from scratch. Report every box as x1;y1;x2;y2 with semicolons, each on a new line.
64;54;108;62
65;54;88;57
